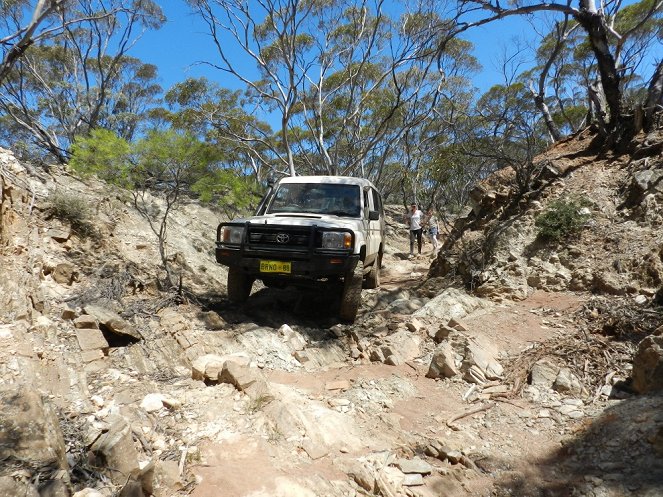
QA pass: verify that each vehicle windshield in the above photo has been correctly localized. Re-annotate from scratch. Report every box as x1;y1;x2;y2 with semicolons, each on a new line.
266;183;361;217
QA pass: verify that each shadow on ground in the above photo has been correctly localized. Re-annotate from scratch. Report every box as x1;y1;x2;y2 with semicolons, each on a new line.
488;392;663;497
198;284;345;333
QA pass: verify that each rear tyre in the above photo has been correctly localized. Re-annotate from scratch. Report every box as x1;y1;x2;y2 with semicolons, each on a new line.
227;267;254;303
339;261;363;322
364;252;382;289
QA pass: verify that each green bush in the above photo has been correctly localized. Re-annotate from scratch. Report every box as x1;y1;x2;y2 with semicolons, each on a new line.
48;191;96;237
69;129;132;187
535;198;590;241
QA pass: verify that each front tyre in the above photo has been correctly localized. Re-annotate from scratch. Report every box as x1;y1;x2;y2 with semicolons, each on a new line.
339;261;363;322
364;252;382;289
227;267;254;303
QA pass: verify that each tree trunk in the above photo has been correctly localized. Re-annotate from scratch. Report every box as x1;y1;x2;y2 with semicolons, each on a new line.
588;81;608;136
644;59;663;132
574;7;623;135
281;116;296;177
533;93;563;142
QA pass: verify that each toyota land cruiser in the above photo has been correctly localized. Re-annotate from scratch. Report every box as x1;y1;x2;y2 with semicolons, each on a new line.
215;176;385;322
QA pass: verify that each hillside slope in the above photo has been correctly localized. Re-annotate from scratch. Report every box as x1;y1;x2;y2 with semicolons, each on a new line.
0;132;662;497
431;129;663;303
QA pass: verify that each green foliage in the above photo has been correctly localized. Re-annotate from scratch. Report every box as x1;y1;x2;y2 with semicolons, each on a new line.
0;2;165;162
69;127;256;215
193;169;258;211
69;129;132;187
132;129;214;191
47;190;96;238
614;0;662;34
551;105;588;130
535;198;591;241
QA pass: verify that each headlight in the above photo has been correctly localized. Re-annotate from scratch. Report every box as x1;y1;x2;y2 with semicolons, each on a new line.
322;231;352;249
221;226;245;244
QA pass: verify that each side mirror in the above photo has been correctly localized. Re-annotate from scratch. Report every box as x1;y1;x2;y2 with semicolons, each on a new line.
368;210;379;221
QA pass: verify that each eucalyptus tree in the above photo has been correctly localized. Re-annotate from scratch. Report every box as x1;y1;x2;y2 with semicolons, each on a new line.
159;77;276;182
380;37;478;208
439;0;663;146
0;0;165;162
466;81;549;195
526;14;579;142
0;0;130;83
103;58;162;141
187;0;441;178
523;0;662;142
293;3;443;179
530;25;589;137
645;59;663;128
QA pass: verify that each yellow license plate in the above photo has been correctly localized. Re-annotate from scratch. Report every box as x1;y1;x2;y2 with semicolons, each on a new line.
260;260;291;273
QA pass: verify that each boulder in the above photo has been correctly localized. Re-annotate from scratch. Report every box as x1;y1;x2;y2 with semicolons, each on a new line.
381;330;421;362
553;367;584;396
448;318;468;331
47;227;71;242
384;354;403;366
406;318;424;333
200;311;226;330
426;343;460;379
413;288;489;320
74;315;98;329
61;307;77;320
0;387;68;471
529;359;559;389
631;334;663;393
402;473;424;486
593;271;628;296
75;328;109;351
218;361;273;402
140;394;164;413
369;347;386;363
347;461;375;492
461;339;503;381
633;169;663;193
83;305;142;341
89;419;140;485
0;477;39;497
141;460;183;497
191;353;251;382
191;354;227;382
52;263;78;285
432;324;456;343
395;457;433;474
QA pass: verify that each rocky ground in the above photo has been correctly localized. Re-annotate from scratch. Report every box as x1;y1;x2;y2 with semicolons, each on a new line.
0;131;662;497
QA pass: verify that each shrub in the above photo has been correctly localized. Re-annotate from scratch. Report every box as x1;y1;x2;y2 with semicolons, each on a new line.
48;191;96;237
69;129;132;187
535;198;590;241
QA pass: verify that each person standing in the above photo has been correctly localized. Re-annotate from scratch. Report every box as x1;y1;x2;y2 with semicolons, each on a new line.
426;207;440;253
405;203;424;256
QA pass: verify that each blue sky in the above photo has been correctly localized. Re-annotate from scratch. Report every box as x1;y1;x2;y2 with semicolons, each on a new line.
132;2;662;117
134;3;537;93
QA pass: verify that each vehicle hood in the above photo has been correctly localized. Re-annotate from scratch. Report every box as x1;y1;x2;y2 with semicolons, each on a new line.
231;214;364;231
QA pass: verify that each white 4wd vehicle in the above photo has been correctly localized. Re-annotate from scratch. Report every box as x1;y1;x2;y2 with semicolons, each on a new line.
215;176;385;322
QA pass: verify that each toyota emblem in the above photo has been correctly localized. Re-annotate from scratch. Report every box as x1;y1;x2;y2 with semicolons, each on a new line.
276;233;290;244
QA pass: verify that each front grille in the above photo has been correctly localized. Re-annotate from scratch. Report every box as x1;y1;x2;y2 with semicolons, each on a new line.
247;226;311;249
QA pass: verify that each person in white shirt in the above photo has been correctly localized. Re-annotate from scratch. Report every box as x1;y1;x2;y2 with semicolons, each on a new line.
405;203;424;255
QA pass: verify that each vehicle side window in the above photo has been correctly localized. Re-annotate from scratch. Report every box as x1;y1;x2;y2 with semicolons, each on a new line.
371;189;383;216
363;190;371;219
